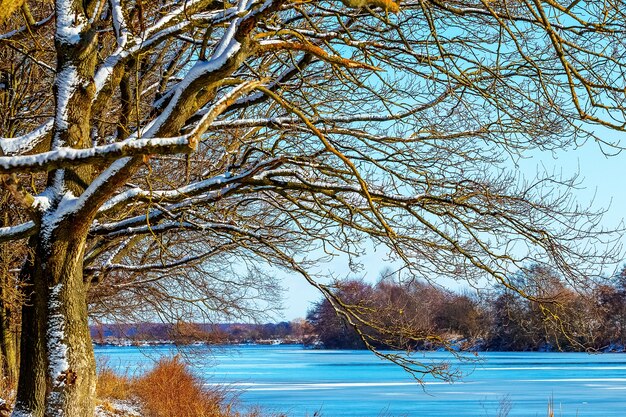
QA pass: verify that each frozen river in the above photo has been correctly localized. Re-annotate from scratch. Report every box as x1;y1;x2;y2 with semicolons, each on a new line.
95;344;626;416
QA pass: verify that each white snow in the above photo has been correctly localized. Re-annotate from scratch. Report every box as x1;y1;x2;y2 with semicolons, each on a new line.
94;53;125;95
95;400;142;417
40;188;79;241
144;0;207;38
146;34;240;138
100;173;229;212
0;221;35;240
92;6;237;100
0;14;53;41
0;120;54;156
49;169;66;204
32;195;51;212
75;157;132;212
0;136;191;172
47;283;69;385
53;66;79;148
110;0;129;47
56;0;85;45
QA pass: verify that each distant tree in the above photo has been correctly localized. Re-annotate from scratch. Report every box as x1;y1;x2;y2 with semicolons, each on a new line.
487;291;529;351
1;1;625;415
307;280;373;349
487;265;588;351
169;321;212;344
586;267;626;348
309;277;484;352
435;293;486;341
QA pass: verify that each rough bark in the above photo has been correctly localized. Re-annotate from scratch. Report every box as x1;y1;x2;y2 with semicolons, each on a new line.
43;220;96;417
0;275;18;386
0;213;19;386
13;1;100;411
12;241;46;417
13;221;96;417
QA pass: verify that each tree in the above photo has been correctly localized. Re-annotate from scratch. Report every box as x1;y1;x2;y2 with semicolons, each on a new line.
307;279;374;349
0;0;625;415
0;195;23;386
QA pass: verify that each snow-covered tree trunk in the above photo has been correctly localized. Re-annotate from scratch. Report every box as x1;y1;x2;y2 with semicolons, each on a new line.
42;221;96;417
14;221;96;417
12;1;100;415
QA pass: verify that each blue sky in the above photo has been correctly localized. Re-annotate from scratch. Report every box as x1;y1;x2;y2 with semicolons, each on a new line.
278;130;626;320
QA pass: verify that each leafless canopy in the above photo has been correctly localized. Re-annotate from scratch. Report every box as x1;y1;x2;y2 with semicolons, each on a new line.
0;0;625;384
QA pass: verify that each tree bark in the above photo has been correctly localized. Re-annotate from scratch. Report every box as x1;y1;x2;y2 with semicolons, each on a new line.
12;221;96;417
12;242;46;417
0;280;18;386
0;212;19;387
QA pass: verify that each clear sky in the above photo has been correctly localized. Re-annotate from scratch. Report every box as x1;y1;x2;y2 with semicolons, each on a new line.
277;130;626;321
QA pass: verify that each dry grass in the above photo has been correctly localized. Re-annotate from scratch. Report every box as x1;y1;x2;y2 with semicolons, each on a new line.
97;367;133;401
97;356;283;417
132;356;228;417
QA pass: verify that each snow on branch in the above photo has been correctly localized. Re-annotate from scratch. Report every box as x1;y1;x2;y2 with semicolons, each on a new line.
0;120;54;156
93;7;238;98
246;169;426;204
100;156;283;214
0;13;53;41
110;0;129;47
144;0;210;39
0;221;36;243
7;0;281;224
100;220;261;239
87;244;236;276
56;0;86;45
0;136;194;174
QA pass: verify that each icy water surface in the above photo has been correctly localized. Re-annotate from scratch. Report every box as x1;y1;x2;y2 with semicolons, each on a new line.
95;344;626;416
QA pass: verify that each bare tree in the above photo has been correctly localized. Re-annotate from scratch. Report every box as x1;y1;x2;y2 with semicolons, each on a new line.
0;0;625;416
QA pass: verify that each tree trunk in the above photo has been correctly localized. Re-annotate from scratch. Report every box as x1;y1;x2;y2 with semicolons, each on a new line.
0;211;20;388
12;244;46;417
0;257;18;386
0;283;18;386
12;221;96;417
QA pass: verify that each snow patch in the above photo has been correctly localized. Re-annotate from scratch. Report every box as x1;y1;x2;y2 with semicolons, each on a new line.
32;195;51;212
75;157;132;211
47;283;69;385
110;0;128;47
56;0;85;44
53;66;79;148
9;406;35;417
95;400;142;417
41;189;79;241
0;136;191;172
0;221;35;240
144;0;206;38
0;120;54;156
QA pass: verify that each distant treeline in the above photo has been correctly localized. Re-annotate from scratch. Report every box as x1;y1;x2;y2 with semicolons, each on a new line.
90;320;313;345
92;265;626;352
306;265;626;352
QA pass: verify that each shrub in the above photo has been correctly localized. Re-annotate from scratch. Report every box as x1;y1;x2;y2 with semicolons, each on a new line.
97;356;286;417
131;356;228;417
97;367;133;401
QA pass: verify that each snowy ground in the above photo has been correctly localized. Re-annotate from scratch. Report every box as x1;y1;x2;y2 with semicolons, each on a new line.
95;400;142;417
0;398;142;417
